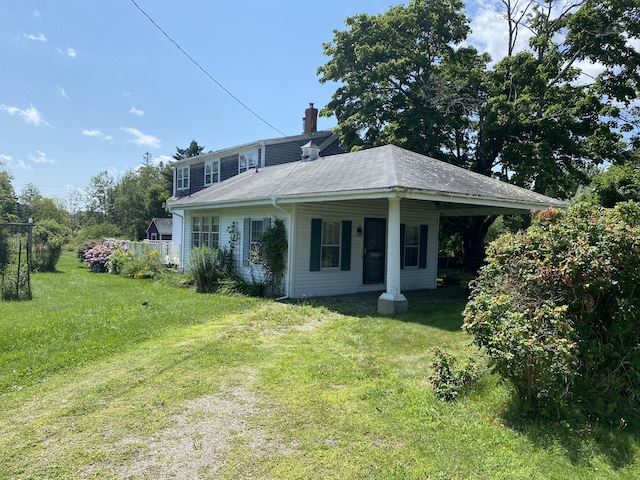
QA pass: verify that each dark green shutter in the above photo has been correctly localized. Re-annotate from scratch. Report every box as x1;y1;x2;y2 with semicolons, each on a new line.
400;223;406;269
243;218;251;265
310;218;322;271
341;221;352;271
419;224;428;269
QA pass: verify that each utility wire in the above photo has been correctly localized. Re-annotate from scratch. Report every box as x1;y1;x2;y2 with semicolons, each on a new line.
130;0;288;137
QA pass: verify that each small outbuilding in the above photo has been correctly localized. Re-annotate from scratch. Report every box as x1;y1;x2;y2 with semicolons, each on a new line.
146;218;173;241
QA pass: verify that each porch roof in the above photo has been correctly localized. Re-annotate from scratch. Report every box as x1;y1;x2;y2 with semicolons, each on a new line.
167;144;567;214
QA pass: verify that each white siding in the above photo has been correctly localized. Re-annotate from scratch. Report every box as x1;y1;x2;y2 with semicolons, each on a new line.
183;206;291;293
290;198;439;298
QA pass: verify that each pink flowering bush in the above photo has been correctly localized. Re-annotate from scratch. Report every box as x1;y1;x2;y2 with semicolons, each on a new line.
84;241;121;273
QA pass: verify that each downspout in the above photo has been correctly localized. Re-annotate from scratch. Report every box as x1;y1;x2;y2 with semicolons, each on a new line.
271;196;293;301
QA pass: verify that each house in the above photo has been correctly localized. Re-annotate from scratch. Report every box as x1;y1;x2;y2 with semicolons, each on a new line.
169;104;344;250
146;218;173;241
167;144;566;314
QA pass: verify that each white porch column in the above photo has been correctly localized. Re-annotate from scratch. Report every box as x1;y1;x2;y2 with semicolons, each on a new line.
378;196;408;314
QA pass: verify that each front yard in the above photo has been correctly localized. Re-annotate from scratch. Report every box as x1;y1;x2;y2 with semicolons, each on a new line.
0;253;638;479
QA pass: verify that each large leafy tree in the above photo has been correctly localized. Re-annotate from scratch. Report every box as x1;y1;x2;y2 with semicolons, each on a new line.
111;163;173;240
319;0;640;270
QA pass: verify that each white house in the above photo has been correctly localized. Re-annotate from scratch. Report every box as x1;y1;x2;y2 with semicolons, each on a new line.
167;144;566;314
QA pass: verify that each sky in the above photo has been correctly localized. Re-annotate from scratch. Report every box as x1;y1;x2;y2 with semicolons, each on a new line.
0;0;586;201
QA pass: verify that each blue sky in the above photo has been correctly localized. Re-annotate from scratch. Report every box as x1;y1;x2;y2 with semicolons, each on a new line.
0;1;545;200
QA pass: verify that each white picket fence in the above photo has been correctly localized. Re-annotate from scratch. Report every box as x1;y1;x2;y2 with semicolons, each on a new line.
123;240;180;267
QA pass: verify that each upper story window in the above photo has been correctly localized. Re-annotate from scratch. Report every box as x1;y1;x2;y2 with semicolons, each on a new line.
177;166;190;190
204;159;220;186
239;151;258;173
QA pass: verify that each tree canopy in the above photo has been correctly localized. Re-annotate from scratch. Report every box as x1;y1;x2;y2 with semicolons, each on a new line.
173;140;205;161
319;0;640;269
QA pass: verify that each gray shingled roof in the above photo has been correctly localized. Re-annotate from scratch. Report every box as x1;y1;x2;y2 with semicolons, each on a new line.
167;145;566;211
148;218;172;235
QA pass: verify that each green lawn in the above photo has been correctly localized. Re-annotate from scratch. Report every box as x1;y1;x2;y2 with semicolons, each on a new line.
0;252;638;479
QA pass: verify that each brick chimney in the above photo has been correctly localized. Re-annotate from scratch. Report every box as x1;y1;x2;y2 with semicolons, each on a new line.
302;103;318;134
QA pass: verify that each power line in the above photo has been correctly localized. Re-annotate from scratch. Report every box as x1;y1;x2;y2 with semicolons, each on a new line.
129;0;288;137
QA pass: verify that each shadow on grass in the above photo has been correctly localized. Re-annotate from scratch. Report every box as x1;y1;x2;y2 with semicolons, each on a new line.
289;284;469;332
502;400;640;471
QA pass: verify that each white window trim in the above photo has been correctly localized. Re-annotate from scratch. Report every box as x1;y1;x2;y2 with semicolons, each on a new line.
177;166;190;191
404;225;420;268
321;220;341;269
204;159;220;186
238;150;258;174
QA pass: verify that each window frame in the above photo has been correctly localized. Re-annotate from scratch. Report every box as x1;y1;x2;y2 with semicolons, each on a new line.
192;216;220;249
321;220;341;269
176;166;190;191
238;150;258;174
403;225;420;268
204;159;220;186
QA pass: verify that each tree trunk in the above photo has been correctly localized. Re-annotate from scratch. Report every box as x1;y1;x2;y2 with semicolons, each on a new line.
446;215;496;273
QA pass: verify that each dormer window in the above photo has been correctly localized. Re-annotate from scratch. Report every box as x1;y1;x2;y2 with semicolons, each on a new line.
239;151;258;173
176;166;190;190
204;159;220;185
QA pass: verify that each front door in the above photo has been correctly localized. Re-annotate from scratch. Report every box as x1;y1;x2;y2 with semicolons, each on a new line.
363;217;386;284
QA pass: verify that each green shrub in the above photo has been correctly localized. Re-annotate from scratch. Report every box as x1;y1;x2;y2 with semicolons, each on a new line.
188;246;236;293
1;264;31;301
77;240;99;264
463;201;640;418
430;348;479;402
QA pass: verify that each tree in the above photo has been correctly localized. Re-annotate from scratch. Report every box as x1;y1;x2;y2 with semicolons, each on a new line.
590;162;640;207
319;0;640;270
173;140;204;161
111;164;172;240
0;162;17;222
85;171;115;225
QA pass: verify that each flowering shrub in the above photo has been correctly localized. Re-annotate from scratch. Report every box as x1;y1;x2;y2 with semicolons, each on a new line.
463;201;640;417
84;241;121;273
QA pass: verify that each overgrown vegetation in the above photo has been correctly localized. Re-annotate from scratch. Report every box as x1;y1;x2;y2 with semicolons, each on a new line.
464;201;640;420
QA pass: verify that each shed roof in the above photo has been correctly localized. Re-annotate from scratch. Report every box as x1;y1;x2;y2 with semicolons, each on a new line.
147;218;173;235
167;145;566;214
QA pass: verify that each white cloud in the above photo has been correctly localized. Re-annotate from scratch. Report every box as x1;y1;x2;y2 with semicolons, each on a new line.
122;127;161;148
33;10;40;17
66;48;76;58
82;129;113;142
1;104;49;127
129;107;144;116
0;153;31;171
29;150;55;164
23;33;47;43
57;86;69;99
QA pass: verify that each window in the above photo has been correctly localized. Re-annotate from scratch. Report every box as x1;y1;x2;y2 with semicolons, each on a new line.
177;166;190;190
404;225;419;267
192;216;219;248
321;221;340;268
400;224;428;269
310;219;351;271
243;217;271;265
204;160;220;185
239;151;258;173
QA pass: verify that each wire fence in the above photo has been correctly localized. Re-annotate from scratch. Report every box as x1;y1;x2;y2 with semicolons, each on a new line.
0;222;33;301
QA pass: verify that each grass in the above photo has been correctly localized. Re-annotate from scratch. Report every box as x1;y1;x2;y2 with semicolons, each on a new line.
1;252;639;478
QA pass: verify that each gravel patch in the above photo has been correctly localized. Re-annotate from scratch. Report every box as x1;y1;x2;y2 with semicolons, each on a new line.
116;374;290;479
